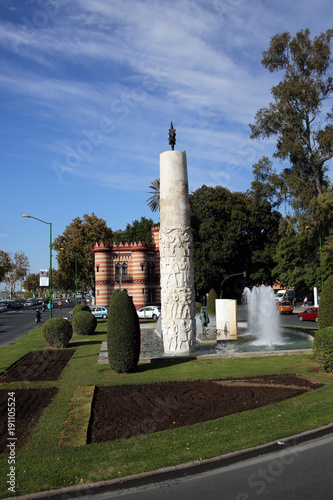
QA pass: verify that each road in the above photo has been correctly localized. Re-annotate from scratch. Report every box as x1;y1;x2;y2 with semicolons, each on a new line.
0;302;74;347
84;432;333;499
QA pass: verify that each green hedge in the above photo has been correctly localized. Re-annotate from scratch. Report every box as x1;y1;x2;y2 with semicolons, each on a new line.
72;304;91;317
318;275;333;330
42;318;73;348
207;289;218;315
72;311;97;336
313;326;333;373
195;302;202;314
107;291;141;373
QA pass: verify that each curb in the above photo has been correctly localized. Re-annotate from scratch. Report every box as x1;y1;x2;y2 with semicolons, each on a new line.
9;423;333;500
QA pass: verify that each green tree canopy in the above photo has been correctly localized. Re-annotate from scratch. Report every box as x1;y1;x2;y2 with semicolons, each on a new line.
190;185;281;295
113;217;157;245
4;251;30;298
23;273;40;296
250;29;333;209
54;213;113;292
0;250;12;283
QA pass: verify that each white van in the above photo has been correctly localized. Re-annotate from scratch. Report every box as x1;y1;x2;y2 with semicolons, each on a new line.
275;289;295;302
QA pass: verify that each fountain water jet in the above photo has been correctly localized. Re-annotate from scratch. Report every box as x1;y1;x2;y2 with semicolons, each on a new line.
243;285;284;345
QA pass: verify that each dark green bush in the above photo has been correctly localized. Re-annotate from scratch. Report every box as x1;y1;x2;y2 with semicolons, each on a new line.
42;318;73;348
313;326;333;373
207;289;218;315
107;290;141;373
318;275;333;330
195;302;202;314
72;304;91;317
72;311;97;336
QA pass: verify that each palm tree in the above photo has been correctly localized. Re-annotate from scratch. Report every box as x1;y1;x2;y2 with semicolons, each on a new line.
146;178;160;213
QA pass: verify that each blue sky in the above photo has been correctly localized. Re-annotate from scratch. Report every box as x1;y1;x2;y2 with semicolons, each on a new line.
1;0;332;277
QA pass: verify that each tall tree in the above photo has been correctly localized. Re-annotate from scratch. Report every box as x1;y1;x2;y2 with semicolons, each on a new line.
0;250;12;283
23;273;40;297
247;162;282;284
4;251;30;298
250;29;333;202
249;29;333;287
53;213;113;292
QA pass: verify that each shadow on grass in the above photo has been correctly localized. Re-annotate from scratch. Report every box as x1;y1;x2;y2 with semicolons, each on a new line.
69;340;102;347
136;356;197;372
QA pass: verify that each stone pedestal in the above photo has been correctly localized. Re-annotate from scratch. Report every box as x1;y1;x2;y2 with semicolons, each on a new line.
159;151;196;354
216;299;237;339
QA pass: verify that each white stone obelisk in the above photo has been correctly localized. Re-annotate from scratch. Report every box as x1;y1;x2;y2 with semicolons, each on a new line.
159;149;196;354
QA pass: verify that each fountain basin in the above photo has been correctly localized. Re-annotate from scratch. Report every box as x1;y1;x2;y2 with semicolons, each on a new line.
141;325;313;360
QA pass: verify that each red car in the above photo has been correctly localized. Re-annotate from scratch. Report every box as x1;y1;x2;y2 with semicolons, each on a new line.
298;307;318;322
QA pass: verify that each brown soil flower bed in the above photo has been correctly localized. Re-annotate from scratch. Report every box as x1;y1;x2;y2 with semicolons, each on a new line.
0;388;58;453
88;375;324;443
0;350;75;382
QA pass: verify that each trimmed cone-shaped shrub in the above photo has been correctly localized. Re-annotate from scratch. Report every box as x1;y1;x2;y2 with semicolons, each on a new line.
107;290;141;373
318;275;333;330
42;318;73;348
207;289;218;315
72;303;91;317
72;311;97;336
313;326;333;373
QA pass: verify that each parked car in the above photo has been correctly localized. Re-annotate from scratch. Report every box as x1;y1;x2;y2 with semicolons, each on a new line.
298;307;319;322
24;299;38;307
0;303;7;313
136;306;161;320
11;301;24;310
90;306;108;319
276;300;293;314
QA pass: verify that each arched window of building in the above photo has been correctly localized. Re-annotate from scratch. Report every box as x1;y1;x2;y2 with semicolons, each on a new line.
96;265;100;273
122;263;128;276
115;262;121;278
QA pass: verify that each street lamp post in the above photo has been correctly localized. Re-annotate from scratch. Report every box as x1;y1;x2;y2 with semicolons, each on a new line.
23;215;53;319
220;271;247;298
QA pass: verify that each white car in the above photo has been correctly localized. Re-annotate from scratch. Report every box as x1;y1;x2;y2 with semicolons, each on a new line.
136;306;161;320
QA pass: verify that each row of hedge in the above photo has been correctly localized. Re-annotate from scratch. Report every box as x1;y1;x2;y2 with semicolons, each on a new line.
42;304;97;348
313;275;333;373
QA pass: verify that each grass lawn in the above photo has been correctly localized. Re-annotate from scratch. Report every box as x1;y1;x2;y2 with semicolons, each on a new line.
0;321;332;497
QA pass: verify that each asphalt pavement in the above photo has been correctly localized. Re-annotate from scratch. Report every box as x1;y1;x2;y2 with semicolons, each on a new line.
0;302;73;347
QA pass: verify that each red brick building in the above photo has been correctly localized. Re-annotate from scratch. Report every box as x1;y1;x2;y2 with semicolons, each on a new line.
93;227;160;309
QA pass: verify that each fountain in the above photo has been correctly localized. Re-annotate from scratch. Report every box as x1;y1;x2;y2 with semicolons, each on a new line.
242;285;283;345
150;285;313;358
